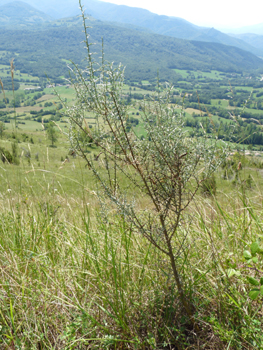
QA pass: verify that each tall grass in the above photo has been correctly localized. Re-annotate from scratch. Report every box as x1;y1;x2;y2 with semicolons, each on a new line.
0;169;263;349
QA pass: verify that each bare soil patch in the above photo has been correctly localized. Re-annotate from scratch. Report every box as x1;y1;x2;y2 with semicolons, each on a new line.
37;94;54;102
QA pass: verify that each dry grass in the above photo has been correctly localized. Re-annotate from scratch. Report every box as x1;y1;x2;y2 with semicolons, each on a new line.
0;167;263;349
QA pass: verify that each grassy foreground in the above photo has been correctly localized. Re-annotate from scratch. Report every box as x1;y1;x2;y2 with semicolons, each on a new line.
0;155;263;349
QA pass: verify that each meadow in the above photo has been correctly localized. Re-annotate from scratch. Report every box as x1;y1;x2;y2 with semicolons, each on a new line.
1;57;263;350
1;123;263;349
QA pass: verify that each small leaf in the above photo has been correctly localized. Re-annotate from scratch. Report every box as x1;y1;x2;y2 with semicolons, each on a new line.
261;286;263;296
243;250;252;259
251;242;260;256
252;257;258;263
249;289;260;300
227;268;241;278
260;277;263;285
247;277;260;286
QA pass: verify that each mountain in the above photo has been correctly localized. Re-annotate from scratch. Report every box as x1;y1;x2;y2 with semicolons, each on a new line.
78;0;261;54
228;33;263;55
79;0;263;56
0;1;52;25
0;0;79;19
227;23;263;36
0;0;262;57
187;27;262;55
0;18;263;83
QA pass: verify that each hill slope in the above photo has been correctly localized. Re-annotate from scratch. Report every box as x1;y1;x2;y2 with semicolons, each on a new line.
0;1;52;25
0;0;79;19
0;18;262;82
227;23;263;36
228;33;263;54
0;0;261;56
79;0;263;56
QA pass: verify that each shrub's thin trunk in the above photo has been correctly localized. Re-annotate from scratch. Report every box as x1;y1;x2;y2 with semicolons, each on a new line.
160;214;198;329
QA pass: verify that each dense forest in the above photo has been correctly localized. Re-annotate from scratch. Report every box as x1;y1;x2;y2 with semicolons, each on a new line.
0;16;263;82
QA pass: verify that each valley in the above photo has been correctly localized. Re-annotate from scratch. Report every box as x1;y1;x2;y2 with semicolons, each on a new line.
1;60;263;149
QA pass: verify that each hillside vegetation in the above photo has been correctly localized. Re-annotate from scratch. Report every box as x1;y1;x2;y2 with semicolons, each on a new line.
1;0;263;56
229;33;263;54
0;17;263;83
0;1;52;25
79;0;263;56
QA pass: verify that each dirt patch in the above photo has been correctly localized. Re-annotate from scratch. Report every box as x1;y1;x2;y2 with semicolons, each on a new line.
185;108;202;115
16;106;42;113
37;94;54;102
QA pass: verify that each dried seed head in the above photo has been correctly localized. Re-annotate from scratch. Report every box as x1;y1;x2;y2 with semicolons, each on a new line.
0;78;6;103
10;58;15;70
10;58;15;80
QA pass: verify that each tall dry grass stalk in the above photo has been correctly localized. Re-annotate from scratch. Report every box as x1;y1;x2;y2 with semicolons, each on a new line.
0;78;6;103
9;58;17;131
0;182;263;349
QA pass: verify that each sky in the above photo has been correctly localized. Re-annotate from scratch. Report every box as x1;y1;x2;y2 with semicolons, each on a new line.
99;0;262;29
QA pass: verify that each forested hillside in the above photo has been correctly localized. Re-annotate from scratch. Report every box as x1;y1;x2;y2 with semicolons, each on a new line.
79;0;263;56
229;32;263;54
0;0;262;55
0;17;263;82
0;1;51;25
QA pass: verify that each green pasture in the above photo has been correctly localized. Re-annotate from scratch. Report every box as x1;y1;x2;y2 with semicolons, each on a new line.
238;107;263;115
1;123;263;201
0;65;39;82
211;99;229;107
174;69;223;80
141;80;151;85
177;80;192;85
195;70;223;80
221;85;254;92
4;120;46;131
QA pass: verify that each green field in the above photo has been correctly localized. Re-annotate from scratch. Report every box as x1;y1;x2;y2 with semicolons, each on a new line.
174;69;224;80
211;99;229;107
